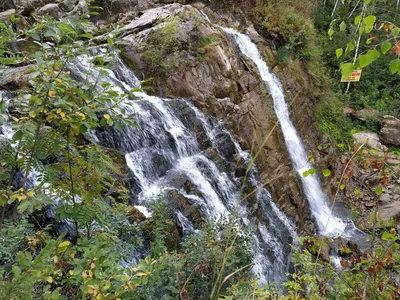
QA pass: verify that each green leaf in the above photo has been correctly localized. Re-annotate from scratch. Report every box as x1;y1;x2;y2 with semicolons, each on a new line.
336;48;343;58
340;21;347;32
375;186;384;195
354;15;362;25
354;190;361;197
28;32;41;41
364;0;372;4
340;184;345;190
363;15;376;33
12;130;23;142
346;42;355;53
322;169;331;177
392;27;400;38
107;37;113;46
302;170;309;178
115;122;123;132
308;168;316;175
44;30;57;38
30;70;40;79
328;27;334;37
340;63;355;79
381;41;392;54
381;231;391;241
80;33;94;39
389;59;400;74
357;49;380;68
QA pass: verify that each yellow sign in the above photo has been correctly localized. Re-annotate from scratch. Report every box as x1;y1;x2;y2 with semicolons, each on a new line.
341;69;362;82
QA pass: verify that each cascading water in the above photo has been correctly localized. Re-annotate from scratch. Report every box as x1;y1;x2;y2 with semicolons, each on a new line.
67;54;297;285
218;27;358;238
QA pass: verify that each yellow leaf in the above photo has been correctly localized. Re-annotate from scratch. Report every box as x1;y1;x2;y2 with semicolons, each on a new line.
96;294;105;299
54;256;60;264
88;270;93;278
58;241;71;248
48;90;56;98
90;262;95;269
57;108;62;114
69;270;74;276
27;190;34;197
104;114;110;120
128;282;136;290
46;276;53;283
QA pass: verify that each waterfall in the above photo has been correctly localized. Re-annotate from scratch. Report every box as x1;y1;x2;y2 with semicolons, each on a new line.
219;27;357;238
66;54;297;285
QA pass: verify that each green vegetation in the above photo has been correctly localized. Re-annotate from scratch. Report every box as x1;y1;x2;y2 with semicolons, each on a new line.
141;16;183;77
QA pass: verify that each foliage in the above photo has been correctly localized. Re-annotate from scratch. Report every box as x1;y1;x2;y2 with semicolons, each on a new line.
315;94;353;144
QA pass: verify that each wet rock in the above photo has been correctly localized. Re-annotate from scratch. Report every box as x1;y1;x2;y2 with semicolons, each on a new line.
213;132;236;160
354;108;380;121
166;189;204;228
318;240;331;262
126;206;146;222
352;131;388;151
380;115;400;146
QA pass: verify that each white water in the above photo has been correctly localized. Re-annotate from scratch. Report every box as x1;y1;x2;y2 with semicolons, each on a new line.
220;27;352;237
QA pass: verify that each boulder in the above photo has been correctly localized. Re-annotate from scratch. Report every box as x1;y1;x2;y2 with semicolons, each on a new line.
4;0;56;16
343;107;355;117
352;131;388;151
380;115;400;146
377;201;400;223
38;3;61;18
0;9;16;22
0;65;32;89
354;108;380;121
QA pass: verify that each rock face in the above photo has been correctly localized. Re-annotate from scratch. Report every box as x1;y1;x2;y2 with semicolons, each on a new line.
380;115;400;146
119;3;326;233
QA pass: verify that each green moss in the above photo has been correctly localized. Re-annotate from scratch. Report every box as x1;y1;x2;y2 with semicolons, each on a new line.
141;16;183;78
118;46;141;75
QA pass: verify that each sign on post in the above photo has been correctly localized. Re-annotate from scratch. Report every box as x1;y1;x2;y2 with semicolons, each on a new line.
341;69;362;82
